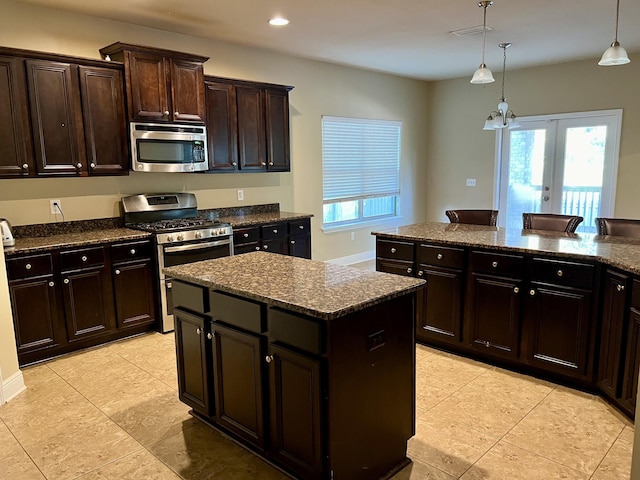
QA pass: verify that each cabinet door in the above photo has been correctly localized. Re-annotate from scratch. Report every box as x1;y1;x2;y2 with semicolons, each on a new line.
236;85;267;171
597;270;629;399
174;308;213;417
467;274;522;359
169;59;205;123
288;234;311;259
126;50;169;122
9;276;65;359
78;66;128;175
26;59;86;175
264;88;290;171
621;308;640;417
267;343;323;480
0;56;33;177
61;266;114;341
113;261;156;329
212;323;265;448
416;266;463;345
524;284;593;380
205;81;238;171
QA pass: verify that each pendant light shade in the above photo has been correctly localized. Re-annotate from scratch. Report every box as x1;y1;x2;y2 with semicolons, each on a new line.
599;0;630;66
470;1;495;84
483;43;519;130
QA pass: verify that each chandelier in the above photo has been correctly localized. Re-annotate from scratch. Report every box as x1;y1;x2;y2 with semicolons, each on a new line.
483;43;520;130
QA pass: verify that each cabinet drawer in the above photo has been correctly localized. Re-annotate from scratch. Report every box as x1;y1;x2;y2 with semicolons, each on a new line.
417;244;464;269
530;257;594;289
6;253;53;280
210;291;264;333
60;246;105;271
376;258;415;277
630;279;640;310
261;223;287;241
172;280;210;314
268;307;323;355
111;240;152;263
234;227;260;245
288;218;310;236
376;239;415;261
470;250;524;278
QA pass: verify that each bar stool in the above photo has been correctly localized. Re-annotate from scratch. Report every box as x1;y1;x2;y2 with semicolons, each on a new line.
522;213;583;233
596;218;640;238
445;209;498;226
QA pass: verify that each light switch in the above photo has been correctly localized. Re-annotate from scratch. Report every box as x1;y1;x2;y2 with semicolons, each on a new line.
466;178;477;187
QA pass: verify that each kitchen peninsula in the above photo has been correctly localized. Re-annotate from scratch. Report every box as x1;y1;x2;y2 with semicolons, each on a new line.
373;222;640;417
165;251;424;480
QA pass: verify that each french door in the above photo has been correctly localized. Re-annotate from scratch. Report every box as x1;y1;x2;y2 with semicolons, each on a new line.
497;110;622;233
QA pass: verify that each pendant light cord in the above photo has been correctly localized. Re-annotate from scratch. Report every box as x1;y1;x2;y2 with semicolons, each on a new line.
614;0;620;42
500;45;507;100
481;3;487;64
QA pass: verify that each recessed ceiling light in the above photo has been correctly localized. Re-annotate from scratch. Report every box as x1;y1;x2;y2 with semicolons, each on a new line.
269;17;290;26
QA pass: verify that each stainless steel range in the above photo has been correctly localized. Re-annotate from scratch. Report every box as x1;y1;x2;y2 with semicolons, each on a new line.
122;193;233;333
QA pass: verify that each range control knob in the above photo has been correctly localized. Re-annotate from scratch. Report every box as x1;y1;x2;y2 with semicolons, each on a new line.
176;234;184;242
166;235;174;243
194;231;202;239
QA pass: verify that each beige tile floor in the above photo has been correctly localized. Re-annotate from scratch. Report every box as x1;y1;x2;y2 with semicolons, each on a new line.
0;332;634;480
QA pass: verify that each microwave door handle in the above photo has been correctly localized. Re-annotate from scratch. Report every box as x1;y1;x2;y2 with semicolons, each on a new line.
164;239;230;253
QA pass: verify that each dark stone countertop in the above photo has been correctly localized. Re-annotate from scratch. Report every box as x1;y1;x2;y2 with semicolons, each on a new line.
372;222;640;275
164;251;424;320
219;211;313;228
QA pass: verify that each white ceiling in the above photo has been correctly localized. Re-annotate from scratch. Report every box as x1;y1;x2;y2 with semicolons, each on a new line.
15;0;640;80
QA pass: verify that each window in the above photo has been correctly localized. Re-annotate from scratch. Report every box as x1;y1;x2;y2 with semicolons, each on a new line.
322;116;401;229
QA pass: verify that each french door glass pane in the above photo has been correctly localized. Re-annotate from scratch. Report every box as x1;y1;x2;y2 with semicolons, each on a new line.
505;129;546;230
561;126;606;233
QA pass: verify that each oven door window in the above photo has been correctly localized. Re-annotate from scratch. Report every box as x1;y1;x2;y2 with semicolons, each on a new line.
163;239;231;267
137;139;206;165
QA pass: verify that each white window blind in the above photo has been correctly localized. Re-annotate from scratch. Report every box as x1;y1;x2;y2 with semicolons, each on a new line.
322;116;401;204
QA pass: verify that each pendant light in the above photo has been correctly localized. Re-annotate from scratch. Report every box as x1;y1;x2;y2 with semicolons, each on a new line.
483;43;520;130
470;1;495;84
599;0;630;66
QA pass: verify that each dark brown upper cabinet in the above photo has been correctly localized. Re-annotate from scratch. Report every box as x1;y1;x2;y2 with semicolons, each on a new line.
100;43;208;124
0;55;34;177
204;75;293;173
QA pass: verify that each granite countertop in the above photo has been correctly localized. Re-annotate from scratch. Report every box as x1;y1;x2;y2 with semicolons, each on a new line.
217;211;313;227
372;222;640;275
4;228;151;255
164;251;424;320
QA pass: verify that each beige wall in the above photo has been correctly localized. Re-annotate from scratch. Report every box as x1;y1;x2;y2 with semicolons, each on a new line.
0;0;429;261
426;58;640;222
0;247;20;393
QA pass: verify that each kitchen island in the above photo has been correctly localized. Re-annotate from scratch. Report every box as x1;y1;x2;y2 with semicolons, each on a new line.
164;251;424;480
373;222;640;417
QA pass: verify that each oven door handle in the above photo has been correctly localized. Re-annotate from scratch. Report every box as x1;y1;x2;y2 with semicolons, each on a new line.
164;239;230;253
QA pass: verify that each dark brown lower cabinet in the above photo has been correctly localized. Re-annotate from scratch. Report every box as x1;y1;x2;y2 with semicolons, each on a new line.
416;266;463;345
211;322;265;449
174;308;212;417
267;343;322;479
621;309;640;415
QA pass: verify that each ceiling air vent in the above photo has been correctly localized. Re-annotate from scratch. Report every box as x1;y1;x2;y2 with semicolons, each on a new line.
449;25;493;36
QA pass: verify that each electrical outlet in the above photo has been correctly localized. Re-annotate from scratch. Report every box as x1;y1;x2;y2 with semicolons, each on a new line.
237;189;244;201
50;199;61;215
350;232;355;241
466;178;477;187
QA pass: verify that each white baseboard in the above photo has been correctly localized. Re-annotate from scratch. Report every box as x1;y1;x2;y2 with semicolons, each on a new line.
325;250;375;266
1;370;26;405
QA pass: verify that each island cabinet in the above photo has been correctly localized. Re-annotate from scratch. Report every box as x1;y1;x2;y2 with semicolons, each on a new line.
100;43;208;124
621;288;640;416
169;256;419;480
415;243;465;346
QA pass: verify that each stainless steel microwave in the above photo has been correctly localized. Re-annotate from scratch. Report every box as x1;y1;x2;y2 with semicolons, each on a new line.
130;122;208;173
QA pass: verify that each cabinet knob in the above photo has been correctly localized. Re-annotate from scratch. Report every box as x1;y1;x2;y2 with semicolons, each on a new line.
255;246;261;251
406;267;412;274
48;281;55;287
265;355;274;363
64;278;70;284
513;287;519;294
437;253;443;260
273;229;278;234
164;111;170;116
81;255;88;262
25;263;32;270
290;240;295;245
90;163;96;169
61;123;65;127
269;162;274;166
243;233;249;238
115;269;121;275
232;162;237;166
556;269;563;277
261;162;266;166
263;245;269;250
196;327;201;335
492;261;498;268
130;249;136;255
207;332;213;340
22;163;28;170
174;111;179;116
418;270;424;277
529;289;536;296
76;163;83;169
390;247;397;254
617;284;625;292
299;225;304;230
